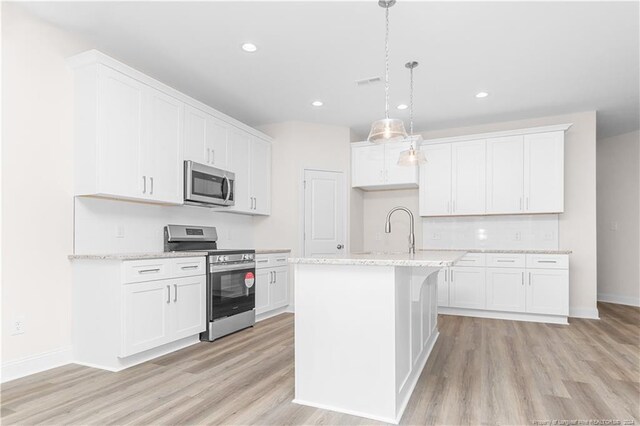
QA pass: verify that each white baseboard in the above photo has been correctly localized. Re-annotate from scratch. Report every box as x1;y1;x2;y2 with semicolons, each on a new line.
1;346;72;383
598;293;640;307
256;305;292;322
569;306;600;319
438;307;569;324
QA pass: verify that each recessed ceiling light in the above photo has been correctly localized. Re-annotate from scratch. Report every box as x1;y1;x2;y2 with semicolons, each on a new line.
241;43;257;53
475;91;489;98
397;104;408;110
311;100;324;107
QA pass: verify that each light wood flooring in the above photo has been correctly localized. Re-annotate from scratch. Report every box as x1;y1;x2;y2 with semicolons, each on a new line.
2;302;639;425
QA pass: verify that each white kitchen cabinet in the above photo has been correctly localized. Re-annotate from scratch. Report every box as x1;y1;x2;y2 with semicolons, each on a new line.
250;138;272;215
524;132;564;213
486;267;526;313
184;105;229;169
420;140;486;216
143;87;184;204
351;140;419;190
72;63;184;205
121;274;205;358
172;276;207;340
121;280;172;357
255;269;271;315
526;269;569;315
437;268;450;307
228;131;271;215
255;253;290;317
449;266;486;309
419;143;452;216
486;136;525;214
72;256;206;371
451;140;486;215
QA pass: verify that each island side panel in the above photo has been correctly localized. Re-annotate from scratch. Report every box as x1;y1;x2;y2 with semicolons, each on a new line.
394;267;441;421
294;263;398;422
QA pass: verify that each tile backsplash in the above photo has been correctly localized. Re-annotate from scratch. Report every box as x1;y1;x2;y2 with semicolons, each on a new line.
422;214;559;250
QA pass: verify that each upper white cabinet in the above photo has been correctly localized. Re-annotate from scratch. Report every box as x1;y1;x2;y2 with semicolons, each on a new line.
419;140;486;216
351;140;419;190
486;136;524;214
228;131;271;215
73;64;184;205
69;50;271;213
420;125;569;217
184;105;229;169
524;132;564;213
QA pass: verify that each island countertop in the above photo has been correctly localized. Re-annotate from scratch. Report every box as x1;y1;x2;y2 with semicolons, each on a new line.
289;250;467;267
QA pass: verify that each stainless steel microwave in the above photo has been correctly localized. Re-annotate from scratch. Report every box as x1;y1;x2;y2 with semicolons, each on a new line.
184;161;235;207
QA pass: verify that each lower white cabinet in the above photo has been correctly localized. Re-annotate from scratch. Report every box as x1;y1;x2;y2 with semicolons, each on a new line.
486;267;526;313
255;252;290;316
437;253;569;324
526;269;569;315
449;266;486;309
72;256;206;371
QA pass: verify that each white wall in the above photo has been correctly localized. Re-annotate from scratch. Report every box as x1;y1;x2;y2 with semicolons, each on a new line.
253;121;353;257
596;130;640;306
357;111;599;318
74;198;254;253
1;4;90;374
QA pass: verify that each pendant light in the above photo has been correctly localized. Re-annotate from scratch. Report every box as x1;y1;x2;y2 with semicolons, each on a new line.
367;0;408;143
398;61;427;166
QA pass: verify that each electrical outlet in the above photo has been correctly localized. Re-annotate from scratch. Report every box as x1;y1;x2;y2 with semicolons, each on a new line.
11;316;25;335
610;222;618;231
514;232;522;241
544;232;554;240
375;232;383;241
431;232;441;240
116;225;125;239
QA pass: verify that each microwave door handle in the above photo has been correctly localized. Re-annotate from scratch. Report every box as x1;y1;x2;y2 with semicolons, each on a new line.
223;176;231;203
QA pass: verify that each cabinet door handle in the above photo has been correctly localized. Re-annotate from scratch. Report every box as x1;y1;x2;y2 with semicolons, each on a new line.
444;269;448;282
274;272;277;283
254;197;257;210
142;176;147;194
451;270;454;282
528;272;531;286
211;149;215;164
150;177;154;195
519;197;523;211
166;285;171;304
447;201;450;214
174;284;178;302
207;149;210;163
452;200;456;213
538;260;557;264
526;197;529;211
181;265;199;270
521;272;524;286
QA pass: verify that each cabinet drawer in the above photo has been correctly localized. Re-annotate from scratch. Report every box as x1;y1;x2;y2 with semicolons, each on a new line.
486;253;525;268
123;260;170;283
255;253;290;270
526;254;568;269
172;257;206;277
454;253;486;267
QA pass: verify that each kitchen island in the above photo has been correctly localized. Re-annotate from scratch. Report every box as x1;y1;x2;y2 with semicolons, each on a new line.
289;250;466;424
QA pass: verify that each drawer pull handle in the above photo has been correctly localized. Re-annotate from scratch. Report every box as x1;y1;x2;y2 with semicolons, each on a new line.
258;259;269;263
276;258;286;262
139;268;160;274
496;260;515;262
181;265;199;270
538;260;557;263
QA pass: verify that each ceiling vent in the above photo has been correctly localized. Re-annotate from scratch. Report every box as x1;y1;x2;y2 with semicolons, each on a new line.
355;76;382;86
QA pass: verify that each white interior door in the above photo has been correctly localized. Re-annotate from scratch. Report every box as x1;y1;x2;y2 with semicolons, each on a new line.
303;169;346;258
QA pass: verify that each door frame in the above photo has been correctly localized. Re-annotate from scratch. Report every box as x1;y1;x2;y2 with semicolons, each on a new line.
300;168;349;258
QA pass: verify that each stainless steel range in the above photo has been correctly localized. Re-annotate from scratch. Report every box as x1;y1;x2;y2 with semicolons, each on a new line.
164;224;255;342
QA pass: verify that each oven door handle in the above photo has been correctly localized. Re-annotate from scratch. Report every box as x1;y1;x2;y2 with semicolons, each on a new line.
209;262;256;273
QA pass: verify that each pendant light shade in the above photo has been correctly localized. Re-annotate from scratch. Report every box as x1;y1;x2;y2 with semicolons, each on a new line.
368;118;408;142
397;144;427;166
398;61;427;166
368;0;407;143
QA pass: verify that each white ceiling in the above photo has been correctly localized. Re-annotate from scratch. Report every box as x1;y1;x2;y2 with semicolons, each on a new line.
20;1;640;139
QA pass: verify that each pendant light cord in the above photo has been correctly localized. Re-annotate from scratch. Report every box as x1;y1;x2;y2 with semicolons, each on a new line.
384;6;390;119
409;65;414;135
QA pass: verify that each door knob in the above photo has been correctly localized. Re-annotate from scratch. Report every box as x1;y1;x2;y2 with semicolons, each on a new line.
337;244;344;249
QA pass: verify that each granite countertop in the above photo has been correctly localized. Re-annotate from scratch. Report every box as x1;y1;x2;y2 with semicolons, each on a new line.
420;248;572;254
289;250;468;267
68;251;209;261
255;249;292;254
